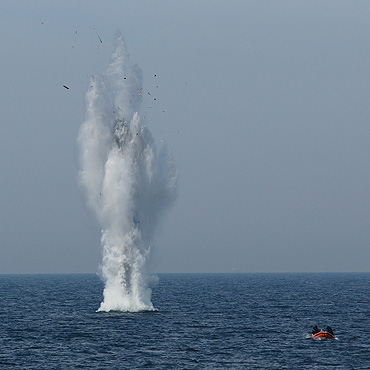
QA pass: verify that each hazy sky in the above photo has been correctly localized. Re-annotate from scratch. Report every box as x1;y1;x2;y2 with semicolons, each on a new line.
1;1;370;274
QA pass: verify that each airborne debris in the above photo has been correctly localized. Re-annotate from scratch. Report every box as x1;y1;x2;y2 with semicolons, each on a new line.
63;85;70;89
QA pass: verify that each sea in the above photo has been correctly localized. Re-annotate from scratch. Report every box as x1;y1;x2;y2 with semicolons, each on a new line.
0;273;369;369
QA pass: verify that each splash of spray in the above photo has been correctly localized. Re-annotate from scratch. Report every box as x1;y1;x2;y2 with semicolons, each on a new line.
78;33;177;312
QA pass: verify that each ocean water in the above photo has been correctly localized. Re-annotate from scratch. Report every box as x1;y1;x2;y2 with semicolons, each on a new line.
0;273;369;369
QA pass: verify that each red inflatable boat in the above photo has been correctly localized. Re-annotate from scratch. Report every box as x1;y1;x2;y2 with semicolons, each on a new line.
311;331;335;340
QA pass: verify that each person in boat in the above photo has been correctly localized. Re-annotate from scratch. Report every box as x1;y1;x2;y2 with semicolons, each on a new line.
312;325;320;334
326;326;334;335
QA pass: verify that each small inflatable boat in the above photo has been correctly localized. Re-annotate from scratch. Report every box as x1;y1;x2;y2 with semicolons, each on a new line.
311;331;335;340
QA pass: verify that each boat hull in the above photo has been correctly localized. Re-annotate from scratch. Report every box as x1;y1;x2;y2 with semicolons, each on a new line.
311;331;335;339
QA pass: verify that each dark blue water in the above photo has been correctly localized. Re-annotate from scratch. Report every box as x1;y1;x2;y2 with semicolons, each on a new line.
0;273;369;369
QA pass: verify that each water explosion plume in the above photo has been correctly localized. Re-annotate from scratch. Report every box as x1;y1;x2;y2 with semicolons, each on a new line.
78;34;177;312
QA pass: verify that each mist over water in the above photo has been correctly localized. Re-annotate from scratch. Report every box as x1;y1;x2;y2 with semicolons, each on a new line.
78;34;177;312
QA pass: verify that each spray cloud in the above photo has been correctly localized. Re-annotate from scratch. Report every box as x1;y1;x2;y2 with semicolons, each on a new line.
78;33;177;312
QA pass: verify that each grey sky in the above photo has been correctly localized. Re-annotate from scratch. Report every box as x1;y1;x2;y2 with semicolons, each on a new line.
1;1;370;274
